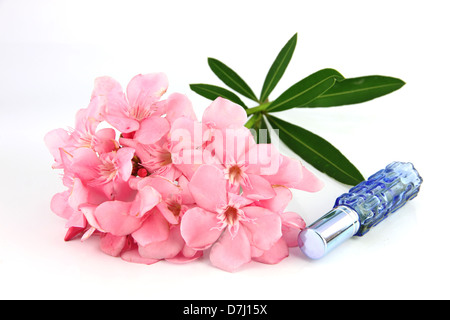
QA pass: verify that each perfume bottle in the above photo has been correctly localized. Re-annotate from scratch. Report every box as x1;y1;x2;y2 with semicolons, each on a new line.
298;161;422;259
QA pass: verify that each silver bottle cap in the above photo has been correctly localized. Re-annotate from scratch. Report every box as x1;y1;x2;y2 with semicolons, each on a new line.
298;206;360;259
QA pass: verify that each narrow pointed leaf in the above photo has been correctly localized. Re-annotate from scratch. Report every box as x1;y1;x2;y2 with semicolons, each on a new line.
260;33;297;102
208;58;258;102
189;83;248;109
304;75;405;108
266;115;364;185
267;68;344;113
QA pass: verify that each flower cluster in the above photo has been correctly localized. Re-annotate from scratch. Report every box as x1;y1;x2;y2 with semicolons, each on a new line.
45;73;324;272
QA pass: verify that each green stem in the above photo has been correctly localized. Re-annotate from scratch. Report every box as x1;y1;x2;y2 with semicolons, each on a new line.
245;102;271;115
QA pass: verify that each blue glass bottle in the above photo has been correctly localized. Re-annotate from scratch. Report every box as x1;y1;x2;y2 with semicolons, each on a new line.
298;161;422;259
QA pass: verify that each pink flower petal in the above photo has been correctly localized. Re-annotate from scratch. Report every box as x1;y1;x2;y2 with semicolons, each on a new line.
245;144;280;176
103;88;140;133
129;185;161;218
68;178;89;211
252;238;289;264
44;129;72;168
166;250;203;264
241;206;282;251
74;107;98;134
137;175;180;199
116;147;135;181
156;202;178;225
105;114;140;133
64;227;85;242
100;233;127;257
297;164;325;192
282;211;306;229
181;245;199;259
178;175;195;205
138;226;184;260
258;185;292;214
126;73;168;110
227;192;254;208
164;93;197;124
262;156;324;192
134;117;170;145
137;176;179;223
180;207;222;250
121;248;160;265
212;127;255;166
132;209;170;246
209;227;251;272
241;174;276;201
281;211;306;247
188;165;228;212
282;227;301;247
81;226;97;241
94;128;118;153
70;148;101;183
202;97;247;129
79;204;102;231
94;200;142;236
108;179;137;202
92;76;123;100
65;210;86;230
169;117;205;152
50;190;73;220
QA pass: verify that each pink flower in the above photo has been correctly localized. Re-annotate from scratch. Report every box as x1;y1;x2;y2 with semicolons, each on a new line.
180;164;283;272
66;147;135;199
94;73;171;145
211;126;280;200
44;107;117;169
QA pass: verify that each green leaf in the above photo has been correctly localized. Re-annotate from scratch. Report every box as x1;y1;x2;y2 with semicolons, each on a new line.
208;58;259;102
189;83;248;109
267;68;344;113
260;33;297;102
266;115;364;185
304;75;405;108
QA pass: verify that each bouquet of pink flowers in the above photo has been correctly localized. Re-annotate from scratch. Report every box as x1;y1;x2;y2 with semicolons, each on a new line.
45;73;323;272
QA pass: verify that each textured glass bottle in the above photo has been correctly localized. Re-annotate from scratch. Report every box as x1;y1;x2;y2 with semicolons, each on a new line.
298;161;423;259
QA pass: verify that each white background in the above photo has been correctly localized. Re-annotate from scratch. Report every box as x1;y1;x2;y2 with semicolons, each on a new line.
1;0;449;299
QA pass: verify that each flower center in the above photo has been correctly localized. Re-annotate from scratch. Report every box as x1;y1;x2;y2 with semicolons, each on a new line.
141;145;173;172
129;105;152;122
223;206;240;225
159;150;173;166
227;165;242;184
98;158;118;183
224;164;250;188
167;199;182;217
215;203;248;239
217;203;245;227
77;133;94;149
